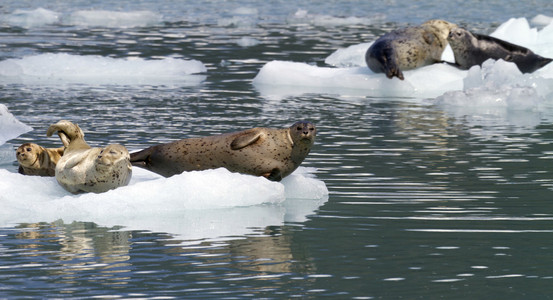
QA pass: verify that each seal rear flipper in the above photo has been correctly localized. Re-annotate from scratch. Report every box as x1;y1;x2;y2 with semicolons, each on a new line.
230;131;262;150
129;147;154;168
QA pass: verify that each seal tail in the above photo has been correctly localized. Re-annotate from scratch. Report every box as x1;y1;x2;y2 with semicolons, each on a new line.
46;120;85;142
129;147;153;168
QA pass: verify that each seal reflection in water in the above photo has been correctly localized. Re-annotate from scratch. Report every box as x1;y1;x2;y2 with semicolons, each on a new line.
130;121;316;181
447;27;553;73
46;120;132;194
16;143;65;176
365;19;456;80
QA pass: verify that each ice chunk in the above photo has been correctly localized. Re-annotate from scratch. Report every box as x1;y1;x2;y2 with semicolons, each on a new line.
0;53;207;86
2;8;60;28
325;42;372;68
287;9;384;27
253;60;465;99
0;167;328;240
531;14;553;27
68;10;162;28
236;37;260;47
435;59;553;110
0;104;33;145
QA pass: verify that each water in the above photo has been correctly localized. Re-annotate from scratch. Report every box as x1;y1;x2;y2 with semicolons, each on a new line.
2;0;553;298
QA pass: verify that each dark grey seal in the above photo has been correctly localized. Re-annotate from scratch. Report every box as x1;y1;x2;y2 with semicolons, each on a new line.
365;20;456;80
447;26;552;73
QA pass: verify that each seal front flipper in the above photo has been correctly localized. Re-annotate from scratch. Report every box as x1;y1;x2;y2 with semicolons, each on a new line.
230;131;263;150
265;168;282;182
366;43;404;80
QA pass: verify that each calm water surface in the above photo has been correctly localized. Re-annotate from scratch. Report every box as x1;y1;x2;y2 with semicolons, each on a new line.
2;0;553;298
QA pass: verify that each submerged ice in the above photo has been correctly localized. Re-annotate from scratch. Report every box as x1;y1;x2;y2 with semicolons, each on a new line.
253;17;553;103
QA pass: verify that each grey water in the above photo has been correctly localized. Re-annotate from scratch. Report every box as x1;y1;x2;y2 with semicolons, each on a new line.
2;0;553;298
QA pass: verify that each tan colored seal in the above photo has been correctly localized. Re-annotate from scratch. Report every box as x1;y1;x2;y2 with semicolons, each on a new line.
365;19;456;80
16;143;64;176
130;121;316;181
46;120;132;194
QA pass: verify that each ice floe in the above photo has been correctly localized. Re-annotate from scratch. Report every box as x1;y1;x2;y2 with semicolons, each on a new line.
254;17;553;103
287;9;384;27
68;10;163;28
0;53;207;86
1;8;60;28
1;8;163;28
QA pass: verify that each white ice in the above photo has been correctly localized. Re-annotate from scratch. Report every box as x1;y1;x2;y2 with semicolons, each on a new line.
1;8;162;28
287;9;384;27
0;53;207;86
0;166;328;242
1;8;60;28
68;10;163;28
253;16;553;103
0;104;33;145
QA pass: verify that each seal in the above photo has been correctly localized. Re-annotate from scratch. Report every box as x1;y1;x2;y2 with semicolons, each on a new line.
46;120;132;194
16;142;64;176
365;19;456;80
447;26;553;73
130;121;316;181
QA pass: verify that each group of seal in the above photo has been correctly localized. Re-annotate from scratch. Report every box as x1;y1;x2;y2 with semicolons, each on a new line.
366;20;552;79
17;120;317;193
17;120;132;194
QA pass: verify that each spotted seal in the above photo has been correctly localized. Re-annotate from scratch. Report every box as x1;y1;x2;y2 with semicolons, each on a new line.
365;19;456;80
447;26;552;73
16;143;65;176
46;120;132;194
130;121;316;181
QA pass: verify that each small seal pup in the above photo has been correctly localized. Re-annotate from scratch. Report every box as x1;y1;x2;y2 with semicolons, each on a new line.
130;121;317;181
46;120;132;194
447;26;552;73
365;19;456;80
16;143;65;176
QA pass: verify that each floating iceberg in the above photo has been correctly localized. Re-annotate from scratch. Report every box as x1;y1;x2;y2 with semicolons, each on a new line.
0;53;207;86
